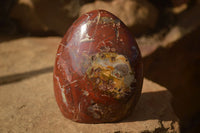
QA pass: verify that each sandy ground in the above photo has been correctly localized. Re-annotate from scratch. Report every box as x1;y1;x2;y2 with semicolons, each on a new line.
0;37;179;133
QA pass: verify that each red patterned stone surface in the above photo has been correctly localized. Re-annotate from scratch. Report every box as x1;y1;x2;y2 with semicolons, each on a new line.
53;10;143;123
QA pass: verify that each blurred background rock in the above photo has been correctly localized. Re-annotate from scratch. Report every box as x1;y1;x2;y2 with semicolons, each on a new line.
0;0;200;133
1;0;198;37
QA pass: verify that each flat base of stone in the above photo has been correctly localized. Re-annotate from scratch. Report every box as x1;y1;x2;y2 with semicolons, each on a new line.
0;75;179;132
0;37;179;133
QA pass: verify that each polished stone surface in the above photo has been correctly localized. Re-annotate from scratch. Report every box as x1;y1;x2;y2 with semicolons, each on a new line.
53;10;143;123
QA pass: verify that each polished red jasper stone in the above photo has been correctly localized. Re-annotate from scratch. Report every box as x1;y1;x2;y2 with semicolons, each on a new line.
53;10;143;123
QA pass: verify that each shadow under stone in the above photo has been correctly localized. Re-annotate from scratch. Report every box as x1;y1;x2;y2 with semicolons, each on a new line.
0;66;53;85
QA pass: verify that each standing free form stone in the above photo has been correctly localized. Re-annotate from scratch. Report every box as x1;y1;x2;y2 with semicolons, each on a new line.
53;10;143;123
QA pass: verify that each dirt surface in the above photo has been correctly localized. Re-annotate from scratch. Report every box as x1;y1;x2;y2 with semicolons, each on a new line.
0;37;179;133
